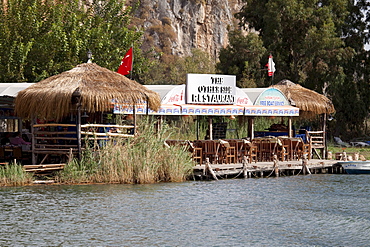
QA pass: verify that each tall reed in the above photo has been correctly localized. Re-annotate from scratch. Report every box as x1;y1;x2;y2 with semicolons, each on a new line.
56;117;194;184
0;162;33;186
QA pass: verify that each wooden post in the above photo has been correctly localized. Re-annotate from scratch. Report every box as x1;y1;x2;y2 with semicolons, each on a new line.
248;117;255;140
302;154;311;175
68;148;73;163
76;100;81;160
196;115;199;140
146;96;149;115
205;158;218;180
156;115;163;138
17;117;22;134
288;116;293;137
273;154;279;177
209;117;213;140
322;113;327;159
242;155;249;178
72;89;82;161
133;105;137;136
31;116;36;165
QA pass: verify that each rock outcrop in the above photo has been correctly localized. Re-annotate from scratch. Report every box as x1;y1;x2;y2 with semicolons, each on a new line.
129;0;244;58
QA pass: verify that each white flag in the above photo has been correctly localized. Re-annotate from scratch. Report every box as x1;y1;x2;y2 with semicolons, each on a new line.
267;55;276;76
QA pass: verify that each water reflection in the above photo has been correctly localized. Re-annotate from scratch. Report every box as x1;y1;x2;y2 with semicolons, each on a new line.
1;175;370;246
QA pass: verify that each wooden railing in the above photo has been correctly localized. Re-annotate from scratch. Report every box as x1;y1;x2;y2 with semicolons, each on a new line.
33;123;78;154
81;124;134;139
31;123;135;164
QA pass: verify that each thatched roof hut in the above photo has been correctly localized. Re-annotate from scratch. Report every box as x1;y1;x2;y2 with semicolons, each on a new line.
271;79;335;118
15;63;161;120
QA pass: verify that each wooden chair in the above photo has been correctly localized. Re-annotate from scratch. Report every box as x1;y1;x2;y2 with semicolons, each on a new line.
252;138;262;162
235;140;258;163
290;138;302;160
280;137;292;161
225;146;236;164
201;140;220;164
242;140;258;163
297;139;311;160
192;147;203;164
279;144;289;161
277;137;289;161
249;145;258;163
219;140;236;164
190;141;203;165
226;139;241;163
259;137;278;161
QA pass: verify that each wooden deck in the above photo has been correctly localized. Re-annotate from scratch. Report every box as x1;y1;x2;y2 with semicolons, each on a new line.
23;164;65;173
23;159;343;178
192;159;343;180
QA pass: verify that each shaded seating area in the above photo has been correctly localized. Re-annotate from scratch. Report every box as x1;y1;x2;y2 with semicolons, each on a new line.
165;136;311;165
0;131;32;163
272;80;335;159
227;139;257;163
29;123;136;164
252;136;310;162
0;145;22;161
13;63;161;165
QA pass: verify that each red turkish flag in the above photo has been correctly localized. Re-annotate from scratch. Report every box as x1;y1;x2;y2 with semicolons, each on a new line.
117;47;133;75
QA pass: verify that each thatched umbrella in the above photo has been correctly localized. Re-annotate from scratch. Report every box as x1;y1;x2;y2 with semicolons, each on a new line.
271;79;335;118
15;63;161;120
271;79;335;159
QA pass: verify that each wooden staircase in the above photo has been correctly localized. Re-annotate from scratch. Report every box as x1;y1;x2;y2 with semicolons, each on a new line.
306;130;326;159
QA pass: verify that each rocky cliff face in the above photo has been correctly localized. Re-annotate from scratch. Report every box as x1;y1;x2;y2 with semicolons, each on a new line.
129;0;244;58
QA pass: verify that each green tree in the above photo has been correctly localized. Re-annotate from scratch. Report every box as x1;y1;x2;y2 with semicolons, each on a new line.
236;0;353;90
331;0;370;137
235;0;370;137
0;0;143;82
216;30;266;87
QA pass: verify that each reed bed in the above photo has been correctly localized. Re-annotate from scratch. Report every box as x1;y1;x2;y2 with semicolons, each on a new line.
56;118;194;184
0;162;33;186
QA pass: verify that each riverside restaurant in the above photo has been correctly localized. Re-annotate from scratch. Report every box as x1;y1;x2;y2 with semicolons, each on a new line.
113;74;317;166
1;72;335;173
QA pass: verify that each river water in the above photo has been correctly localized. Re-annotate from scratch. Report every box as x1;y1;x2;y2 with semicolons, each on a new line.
1;174;370;246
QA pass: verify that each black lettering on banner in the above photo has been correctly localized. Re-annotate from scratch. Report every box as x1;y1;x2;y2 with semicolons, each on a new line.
211;77;224;84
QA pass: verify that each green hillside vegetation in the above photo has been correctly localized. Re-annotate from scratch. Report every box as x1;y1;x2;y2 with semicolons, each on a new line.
0;0;369;141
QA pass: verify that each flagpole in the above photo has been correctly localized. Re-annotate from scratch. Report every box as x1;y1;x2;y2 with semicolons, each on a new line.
271;62;274;85
130;45;133;80
271;73;274;85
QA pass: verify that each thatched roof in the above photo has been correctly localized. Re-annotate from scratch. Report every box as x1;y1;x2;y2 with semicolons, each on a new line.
271;79;335;118
15;63;161;120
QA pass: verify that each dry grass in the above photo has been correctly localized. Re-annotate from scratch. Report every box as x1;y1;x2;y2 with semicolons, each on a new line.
56;118;194;184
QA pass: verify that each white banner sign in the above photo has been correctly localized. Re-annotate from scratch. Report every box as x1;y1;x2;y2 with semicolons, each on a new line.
186;74;236;104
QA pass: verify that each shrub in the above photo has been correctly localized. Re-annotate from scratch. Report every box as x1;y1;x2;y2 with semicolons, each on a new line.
0;162;33;186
